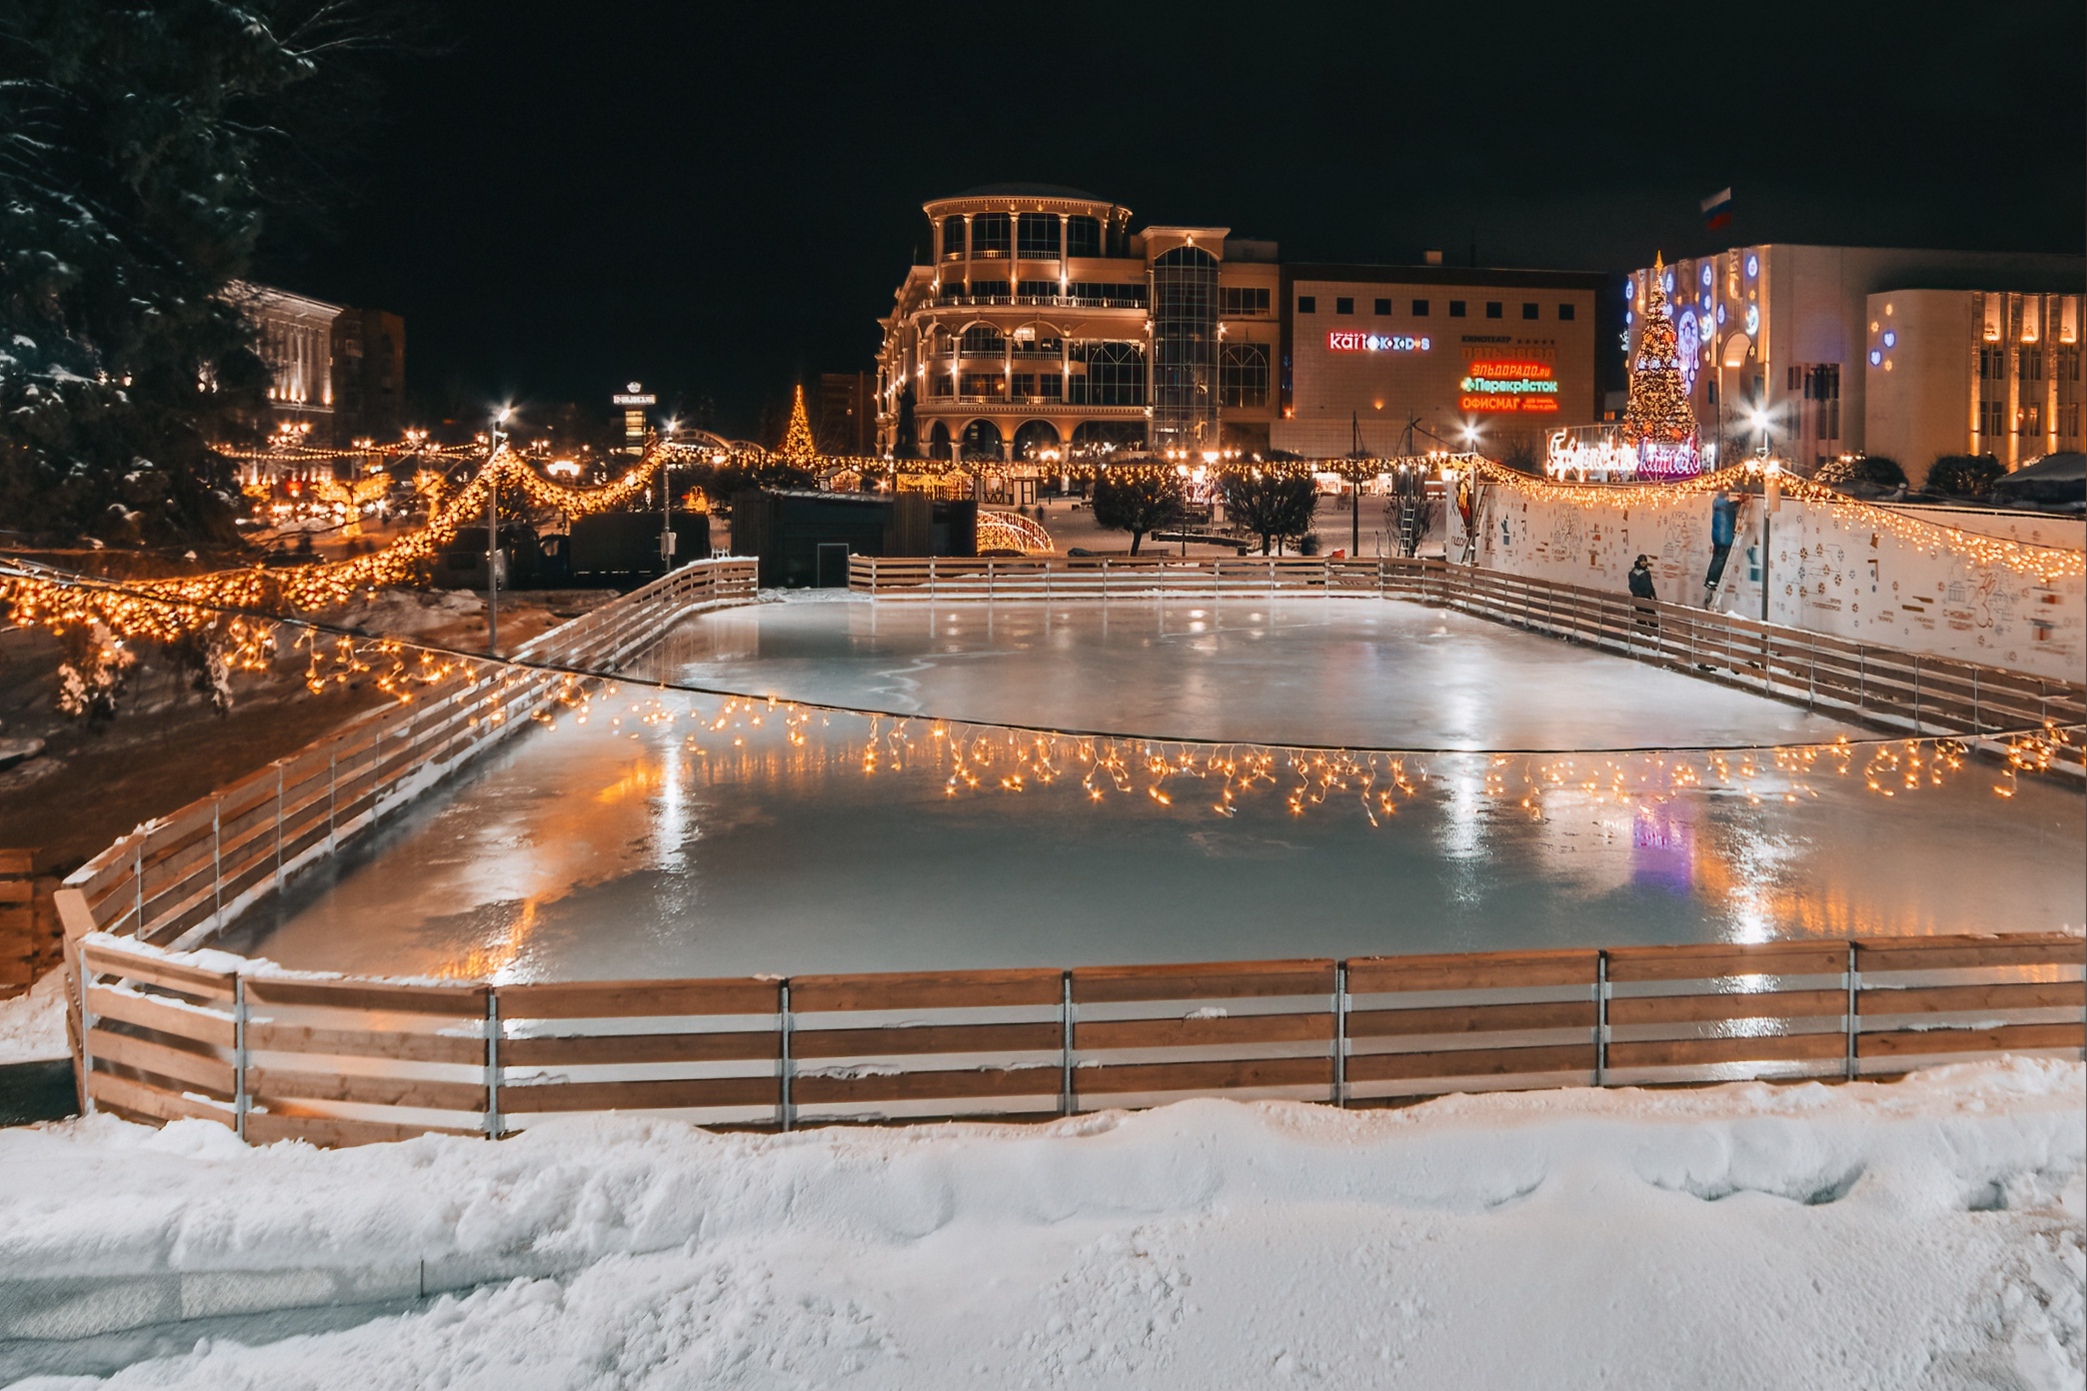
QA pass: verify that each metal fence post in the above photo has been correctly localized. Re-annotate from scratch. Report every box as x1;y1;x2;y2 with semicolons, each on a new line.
1334;962;1348;1107
1595;952;1609;1087
1844;941;1859;1081
1060;971;1074;1117
212;798;224;930
778;980;794;1132
483;990;502;1138
233;975;249;1141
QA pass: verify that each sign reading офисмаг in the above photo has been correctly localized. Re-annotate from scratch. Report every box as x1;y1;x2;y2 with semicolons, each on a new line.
1327;330;1432;353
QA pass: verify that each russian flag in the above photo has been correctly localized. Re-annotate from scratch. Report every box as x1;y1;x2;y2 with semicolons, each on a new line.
1700;187;1733;231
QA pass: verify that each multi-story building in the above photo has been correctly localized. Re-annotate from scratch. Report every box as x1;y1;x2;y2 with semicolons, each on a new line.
1863;291;2083;476
229;282;407;446
1624;245;2082;478
818;371;876;456
875;185;1281;460
1275;263;1608;459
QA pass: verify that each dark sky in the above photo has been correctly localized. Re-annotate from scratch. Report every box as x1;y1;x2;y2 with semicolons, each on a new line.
265;0;2086;440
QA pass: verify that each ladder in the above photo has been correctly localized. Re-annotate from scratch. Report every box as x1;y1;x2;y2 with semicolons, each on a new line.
1701;496;1753;611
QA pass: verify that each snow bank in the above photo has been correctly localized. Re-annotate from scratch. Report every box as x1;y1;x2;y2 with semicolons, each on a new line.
0;968;69;1064
0;1060;2080;1388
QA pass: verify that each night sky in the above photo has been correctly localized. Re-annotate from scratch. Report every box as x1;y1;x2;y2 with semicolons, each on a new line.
265;0;2087;439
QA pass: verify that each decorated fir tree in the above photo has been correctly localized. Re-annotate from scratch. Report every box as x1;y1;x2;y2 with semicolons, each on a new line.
1621;254;1699;464
779;384;819;465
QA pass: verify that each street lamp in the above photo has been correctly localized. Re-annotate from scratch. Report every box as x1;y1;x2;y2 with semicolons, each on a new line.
487;405;512;655
660;419;679;575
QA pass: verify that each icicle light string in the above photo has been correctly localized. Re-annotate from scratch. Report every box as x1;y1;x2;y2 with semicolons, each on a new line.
12;560;2076;816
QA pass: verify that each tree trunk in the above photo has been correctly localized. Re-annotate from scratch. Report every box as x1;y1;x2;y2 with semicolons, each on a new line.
1129;529;1143;555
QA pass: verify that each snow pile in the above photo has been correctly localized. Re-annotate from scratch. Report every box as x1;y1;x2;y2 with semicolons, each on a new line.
0;968;69;1064
0;1060;2080;1388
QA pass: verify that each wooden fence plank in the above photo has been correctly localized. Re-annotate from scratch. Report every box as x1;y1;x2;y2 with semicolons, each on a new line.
1347;1001;1598;1036
1855;938;2087;972
501;1031;780;1067
1346;951;1598;993
86;1029;233;1092
793;1066;1060;1106
1073;1013;1333;1051
1857;1023;2087;1057
1604;942;1851;981
789;969;1062;1012
242;1112;476;1148
496;978;780;1018
243;977;487;1016
790;1022;1060;1059
246;1068;487;1112
1345;1044;1594;1082
1857;981;2087;1015
1606;990;1848;1025
1071;960;1335;1003
85;986;236;1047
246;1021;487;1065
87;1072;234;1127
1604;1034;1847;1068
500;1076;778;1112
1075;1057;1333;1094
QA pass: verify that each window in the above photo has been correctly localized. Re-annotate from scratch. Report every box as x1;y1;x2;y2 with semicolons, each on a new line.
959;325;1006;357
1297;295;1317;313
1485;301;1503;319
941;216;965;260
1449;300;1466;317
929;373;954;397
1335;297;1355;315
1220;286;1270;316
1374;298;1392;316
1068;341;1145;406
1411;299;1430;316
1036;373;1062;400
2020;348;2045;381
1066;216;1103;257
1016;213;1060;259
958;372;1006;399
1218;343;1270;408
1558;303;1576;320
970;212;1010;256
1009;373;1037;400
1016;280;1059;300
1522;303;1539;320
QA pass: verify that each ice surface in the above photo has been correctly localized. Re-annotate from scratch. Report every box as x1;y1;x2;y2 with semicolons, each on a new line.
225;597;2086;980
0;1059;2080;1387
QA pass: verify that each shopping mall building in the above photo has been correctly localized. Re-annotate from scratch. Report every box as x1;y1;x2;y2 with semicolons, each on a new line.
1623;245;2082;481
873;185;1614;463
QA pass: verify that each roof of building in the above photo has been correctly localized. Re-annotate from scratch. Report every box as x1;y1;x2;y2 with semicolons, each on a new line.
942;182;1110;202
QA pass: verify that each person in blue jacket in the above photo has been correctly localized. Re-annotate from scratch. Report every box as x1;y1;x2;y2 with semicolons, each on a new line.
1703;493;1740;606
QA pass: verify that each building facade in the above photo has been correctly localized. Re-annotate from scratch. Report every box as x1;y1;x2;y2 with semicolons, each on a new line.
1275;265;1606;459
1624;245;2083;478
875;185;1281;460
818;371;876;455
1863;290;2083;476
230;282;407;445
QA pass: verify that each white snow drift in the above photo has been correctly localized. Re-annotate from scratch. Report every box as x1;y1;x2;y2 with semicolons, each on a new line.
0;1058;2080;1388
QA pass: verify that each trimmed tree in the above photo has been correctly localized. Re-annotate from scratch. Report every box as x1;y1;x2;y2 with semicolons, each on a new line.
1926;454;2005;497
1090;471;1184;555
1222;470;1318;555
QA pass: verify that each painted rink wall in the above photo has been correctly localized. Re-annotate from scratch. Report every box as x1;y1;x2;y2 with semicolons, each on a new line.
1452;487;2084;682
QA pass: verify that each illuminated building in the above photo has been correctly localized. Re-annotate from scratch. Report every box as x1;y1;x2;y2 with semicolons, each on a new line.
874;185;1281;462
1625;246;2082;477
229;282;408;448
1275;261;1607;458
1862;290;2084;479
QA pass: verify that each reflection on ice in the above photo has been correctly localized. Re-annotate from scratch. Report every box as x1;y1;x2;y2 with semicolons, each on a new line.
226;598;2086;981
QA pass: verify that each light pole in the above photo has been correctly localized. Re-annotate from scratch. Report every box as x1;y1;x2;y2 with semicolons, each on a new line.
487;406;511;655
660;419;678;576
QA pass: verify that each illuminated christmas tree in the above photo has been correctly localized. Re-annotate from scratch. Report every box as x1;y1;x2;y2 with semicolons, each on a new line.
779;383;819;465
1621;254;1699;476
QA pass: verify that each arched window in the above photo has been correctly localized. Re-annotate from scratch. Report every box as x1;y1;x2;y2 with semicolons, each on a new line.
1218;344;1270;408
941;216;965;260
1068;341;1145;406
962;419;1004;460
928;420;953;457
970;213;1010;257
1071;420;1145;453
1016;213;1060;259
1066;216;1102;257
959;325;1006;357
1012;420;1061;459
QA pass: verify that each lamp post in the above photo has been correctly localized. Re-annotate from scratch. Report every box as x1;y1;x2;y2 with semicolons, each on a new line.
487;406;511;655
660;419;677;576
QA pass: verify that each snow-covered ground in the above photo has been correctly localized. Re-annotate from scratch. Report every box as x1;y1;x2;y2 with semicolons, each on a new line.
2;1059;2080;1388
0;968;69;1065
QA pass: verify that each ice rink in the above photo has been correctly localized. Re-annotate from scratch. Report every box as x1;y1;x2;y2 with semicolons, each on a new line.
226;597;2086;980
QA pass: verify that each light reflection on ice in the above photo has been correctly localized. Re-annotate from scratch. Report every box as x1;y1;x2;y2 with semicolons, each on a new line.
225;599;2086;981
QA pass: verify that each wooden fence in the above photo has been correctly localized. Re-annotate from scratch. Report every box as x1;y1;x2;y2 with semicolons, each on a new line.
0;850;59;1002
61;933;2085;1145
848;556;2087;766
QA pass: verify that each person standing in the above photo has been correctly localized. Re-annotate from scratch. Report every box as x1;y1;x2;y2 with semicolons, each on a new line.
1629;554;1659;633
